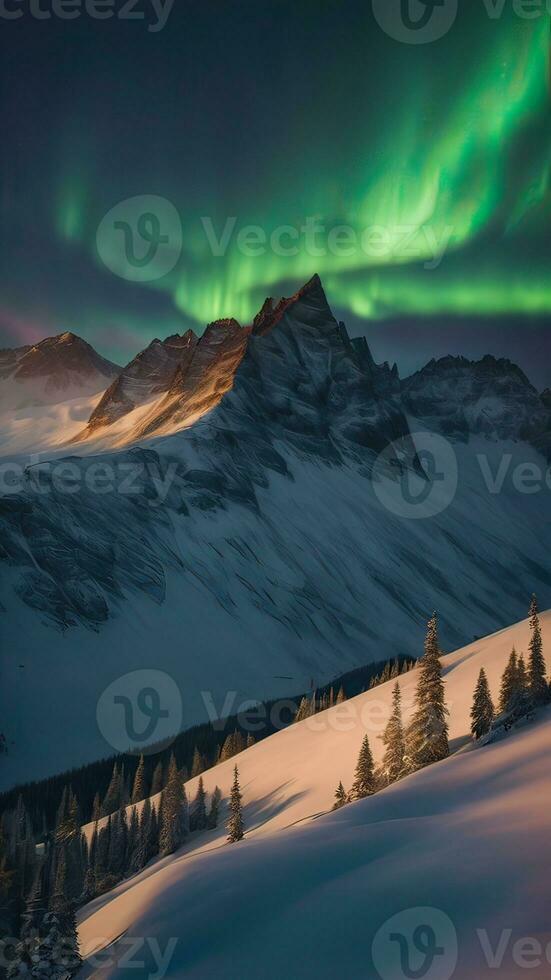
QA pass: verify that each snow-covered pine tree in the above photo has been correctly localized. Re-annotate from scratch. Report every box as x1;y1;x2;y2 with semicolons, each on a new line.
405;613;449;772
131;755;146;804
528;594;548;706
159;755;187;856
226;766;244;843
516;654;528;692
7;852;83;980
246;733;255;749
380;682;405;785
207;786;222;829
470;668;494;740
190;777;207;831
498;648;519;713
332;782;348;810
350;735;376;800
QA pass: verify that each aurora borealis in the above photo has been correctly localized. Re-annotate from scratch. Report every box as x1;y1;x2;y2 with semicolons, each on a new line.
1;1;550;379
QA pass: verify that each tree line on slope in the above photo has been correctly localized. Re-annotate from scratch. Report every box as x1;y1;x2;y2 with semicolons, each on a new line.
333;595;548;810
1;755;223;978
0;656;413;840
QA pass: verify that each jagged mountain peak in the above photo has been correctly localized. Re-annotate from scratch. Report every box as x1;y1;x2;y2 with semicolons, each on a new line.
253;273;332;337
402;350;550;453
406;353;534;388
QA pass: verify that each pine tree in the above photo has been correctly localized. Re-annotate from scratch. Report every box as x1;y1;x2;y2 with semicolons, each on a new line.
191;747;206;778
190;777;207;831
246;733;255;749
293;697;311;723
91;793;102;823
528;594;548;706
207;787;222;829
159;755;187;856
226;766;244;843
380;682;406;785
350;735;376;800
11;906;82;979
131;755;146;804
102;763;123;816
470;668;494;740
499;648;519;713
406;613;449;771
336;686;346;704
50;846;68;915
151;760;164;796
516;654;528;692
332;782;348;810
133;798;153;871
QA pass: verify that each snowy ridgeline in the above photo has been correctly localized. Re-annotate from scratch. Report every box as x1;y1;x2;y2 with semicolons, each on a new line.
72;610;551;980
1;274;550;789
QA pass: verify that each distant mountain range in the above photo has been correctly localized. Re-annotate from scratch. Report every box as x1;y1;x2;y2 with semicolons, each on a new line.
0;275;550;786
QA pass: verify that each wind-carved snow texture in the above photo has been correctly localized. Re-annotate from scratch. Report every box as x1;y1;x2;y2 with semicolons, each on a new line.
0;276;418;632
1;276;551;783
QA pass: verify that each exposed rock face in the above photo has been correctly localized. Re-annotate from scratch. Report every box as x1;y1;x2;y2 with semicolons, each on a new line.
133;319;249;440
0;332;120;407
81;331;198;435
402;354;551;458
1;276;550;785
213;274;411;462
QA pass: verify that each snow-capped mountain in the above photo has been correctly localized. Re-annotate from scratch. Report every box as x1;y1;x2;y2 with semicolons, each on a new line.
402;353;551;459
0;332;120;410
81;331;198;437
0;276;550;787
77;612;551;980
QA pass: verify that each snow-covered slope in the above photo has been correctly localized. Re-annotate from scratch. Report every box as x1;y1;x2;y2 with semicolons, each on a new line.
77;612;551;980
0;277;550;789
0;333;119;411
76;331;199;441
402;353;551;459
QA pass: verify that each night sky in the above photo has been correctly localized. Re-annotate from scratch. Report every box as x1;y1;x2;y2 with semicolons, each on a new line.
1;2;550;386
